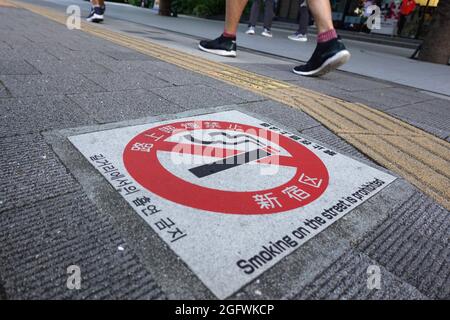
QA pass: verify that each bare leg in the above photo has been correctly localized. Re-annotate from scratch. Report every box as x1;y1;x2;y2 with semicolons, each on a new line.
91;0;104;6
307;0;334;33
292;0;350;76
224;0;248;35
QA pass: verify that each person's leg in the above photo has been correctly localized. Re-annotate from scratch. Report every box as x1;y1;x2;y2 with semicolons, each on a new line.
297;0;309;34
308;0;334;34
248;0;260;28
199;0;248;57
397;15;406;35
224;0;249;35
262;0;274;31
293;0;350;76
91;0;104;6
289;0;309;41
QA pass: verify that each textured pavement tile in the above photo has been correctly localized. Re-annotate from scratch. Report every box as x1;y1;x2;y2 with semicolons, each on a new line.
343;87;434;111
0;40;11;50
0;74;105;97
323;72;394;92
9;48;60;64
293;250;427;299
0;95;95;137
28;58;111;75
96;60;182;74
0;134;81;213
356;191;450;299
0;59;40;75
100;50;155;61
387;99;450;139
83;71;170;91
228;63;301;81
0;192;166;299
239;100;320;131
43;46;114;63
1;35;34;48
0;80;10;98
207;79;267;102
152;69;212;86
301;126;372;162
0;48;13;60
150;84;245;109
68;89;183;123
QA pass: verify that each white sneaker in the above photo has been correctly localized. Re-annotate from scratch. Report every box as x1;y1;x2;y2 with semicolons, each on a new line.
261;28;272;38
288;33;307;42
245;26;256;35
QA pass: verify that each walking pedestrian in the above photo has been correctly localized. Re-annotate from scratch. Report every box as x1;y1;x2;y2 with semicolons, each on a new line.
245;0;275;38
288;0;309;42
198;0;350;77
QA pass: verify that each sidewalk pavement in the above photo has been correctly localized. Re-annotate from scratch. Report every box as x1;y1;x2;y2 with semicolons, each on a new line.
22;0;450;96
0;1;449;300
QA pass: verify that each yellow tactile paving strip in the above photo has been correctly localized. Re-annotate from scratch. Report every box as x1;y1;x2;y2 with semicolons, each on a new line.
10;0;450;210
0;0;16;7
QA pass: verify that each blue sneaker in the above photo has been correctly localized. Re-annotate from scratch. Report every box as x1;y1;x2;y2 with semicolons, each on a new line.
86;6;105;23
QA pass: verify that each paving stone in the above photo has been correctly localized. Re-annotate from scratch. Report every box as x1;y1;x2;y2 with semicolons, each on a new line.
0;192;166;299
207;79;267;102
0;95;95;137
0;74;105;97
387;99;450;139
0;40;11;49
152;69;212;86
68;89;183;123
100;50;156;61
229;63;301;81
0;80;10;98
11;48;60;64
0;134;81;213
293;250;427;299
96;59;182;74
0;279;6;300
239;100;320;131
357;191;450;299
301;126;372;162
1;34;33;48
150;84;245;109
344;87;434;111
323;72;394;92
0;59;40;75
83;71;171;91
28;58;110;75
43;47;113;63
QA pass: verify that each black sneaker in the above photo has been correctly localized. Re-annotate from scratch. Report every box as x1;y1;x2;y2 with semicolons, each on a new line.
198;35;237;57
86;6;105;23
293;38;350;77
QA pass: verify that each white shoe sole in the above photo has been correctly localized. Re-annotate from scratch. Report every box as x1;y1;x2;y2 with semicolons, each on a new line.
246;31;255;35
86;14;104;23
198;44;237;57
288;37;307;42
292;50;351;77
261;33;272;38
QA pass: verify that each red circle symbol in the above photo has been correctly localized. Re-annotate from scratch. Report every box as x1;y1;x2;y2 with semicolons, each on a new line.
123;121;329;214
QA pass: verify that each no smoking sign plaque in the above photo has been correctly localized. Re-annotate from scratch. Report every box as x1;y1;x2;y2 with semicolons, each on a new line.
69;110;396;298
